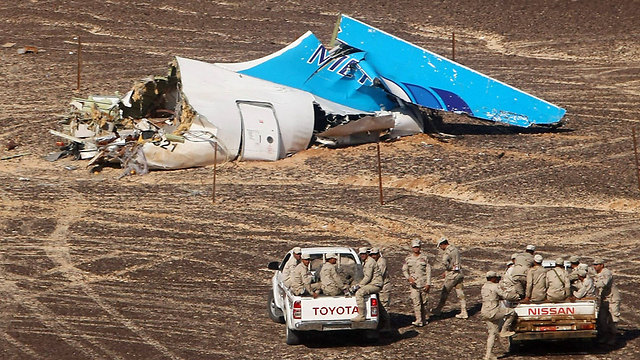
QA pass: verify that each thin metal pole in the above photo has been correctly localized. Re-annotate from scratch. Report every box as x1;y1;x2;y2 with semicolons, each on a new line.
212;143;217;203
77;36;81;90
632;127;640;191
452;32;455;61
377;141;384;205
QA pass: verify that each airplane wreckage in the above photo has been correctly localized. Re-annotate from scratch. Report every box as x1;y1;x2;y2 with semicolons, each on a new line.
50;15;566;176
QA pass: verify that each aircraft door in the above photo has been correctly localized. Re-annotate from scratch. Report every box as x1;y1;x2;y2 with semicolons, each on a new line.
237;102;281;161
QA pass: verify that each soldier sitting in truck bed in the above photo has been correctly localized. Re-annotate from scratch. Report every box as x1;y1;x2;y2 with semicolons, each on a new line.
546;257;570;302
290;253;321;297
522;254;547;303
319;253;348;296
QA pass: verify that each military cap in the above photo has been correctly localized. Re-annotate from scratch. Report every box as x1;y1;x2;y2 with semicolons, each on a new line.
526;244;536;251
411;239;422;247
325;252;337;259
301;253;311;260
292;247;302;254
486;271;498;278
569;255;580;264
369;247;380;254
592;258;604;265
577;269;587;277
358;247;369;254
511;253;518;260
534;254;543;263
436;237;448;247
555;257;564;266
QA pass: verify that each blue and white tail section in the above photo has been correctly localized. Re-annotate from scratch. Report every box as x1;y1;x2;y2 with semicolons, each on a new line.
218;15;565;128
335;15;565;127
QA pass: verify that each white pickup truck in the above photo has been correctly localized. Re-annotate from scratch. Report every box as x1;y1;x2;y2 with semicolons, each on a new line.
267;246;379;345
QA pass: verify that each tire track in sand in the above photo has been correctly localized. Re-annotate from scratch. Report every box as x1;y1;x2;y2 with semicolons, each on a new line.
41;190;182;360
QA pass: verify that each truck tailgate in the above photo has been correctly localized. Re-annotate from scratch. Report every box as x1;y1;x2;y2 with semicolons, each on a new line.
301;297;362;321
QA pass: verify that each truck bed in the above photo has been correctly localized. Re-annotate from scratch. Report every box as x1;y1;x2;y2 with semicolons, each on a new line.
512;299;598;341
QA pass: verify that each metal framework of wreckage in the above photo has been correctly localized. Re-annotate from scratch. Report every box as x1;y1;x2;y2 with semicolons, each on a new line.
50;14;565;175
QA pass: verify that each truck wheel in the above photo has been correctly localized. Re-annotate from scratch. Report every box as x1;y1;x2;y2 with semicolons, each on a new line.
267;291;285;323
285;326;301;345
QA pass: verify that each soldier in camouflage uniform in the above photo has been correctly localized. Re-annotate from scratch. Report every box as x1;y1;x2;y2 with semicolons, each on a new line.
481;271;516;360
546;257;570;302
402;239;431;327
511;245;535;298
432;237;467;319
282;247;302;288
290;253;321;297
370;247;391;331
319;253;347;296
351;248;383;322
523;254;547;303
593;258;621;345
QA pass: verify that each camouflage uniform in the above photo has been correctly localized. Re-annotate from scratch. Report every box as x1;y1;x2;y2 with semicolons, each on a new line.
481;274;516;360
573;273;596;299
432;244;467;319
594;264;621;344
376;255;391;309
319;261;346;296
282;255;299;288
525;265;547;302
499;265;522;301
546;264;570;302
290;262;320;296
352;256;383;321
402;253;431;325
511;252;534;297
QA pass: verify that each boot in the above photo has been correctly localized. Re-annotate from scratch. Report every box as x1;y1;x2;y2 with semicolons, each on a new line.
455;301;468;319
499;330;515;337
351;306;366;322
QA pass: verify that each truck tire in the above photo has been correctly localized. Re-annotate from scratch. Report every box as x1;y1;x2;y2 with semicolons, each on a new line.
267;291;285;323
285;326;301;345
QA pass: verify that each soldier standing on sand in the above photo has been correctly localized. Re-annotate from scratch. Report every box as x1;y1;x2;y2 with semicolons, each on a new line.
546;257;570;302
282;247;302;287
402;239;431;327
319;253;347;296
593;258;621;345
431;237;468;319
481;271;517;360
370;247;391;331
523;254;547;303
290;254;321;297
351;248;383;322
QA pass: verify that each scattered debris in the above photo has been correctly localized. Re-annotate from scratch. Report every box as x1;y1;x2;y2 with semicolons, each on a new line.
2;42;16;48
6;139;18;150
1;153;30;161
17;45;38;54
64;165;78;171
52;14;565;177
18;177;30;181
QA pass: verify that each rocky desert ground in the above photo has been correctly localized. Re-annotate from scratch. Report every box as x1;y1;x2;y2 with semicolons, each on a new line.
1;0;639;359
